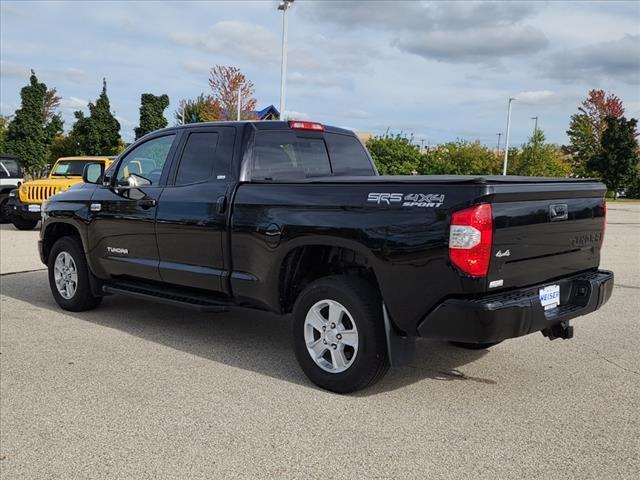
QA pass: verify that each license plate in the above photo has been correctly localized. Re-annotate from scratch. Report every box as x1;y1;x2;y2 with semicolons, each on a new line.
28;204;41;213
539;284;560;310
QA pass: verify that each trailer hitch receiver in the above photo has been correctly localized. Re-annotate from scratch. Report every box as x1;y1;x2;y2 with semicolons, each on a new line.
541;321;574;341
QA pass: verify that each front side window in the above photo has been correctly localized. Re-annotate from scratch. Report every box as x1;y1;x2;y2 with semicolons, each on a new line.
116;134;176;186
175;132;219;185
51;160;98;177
253;131;331;181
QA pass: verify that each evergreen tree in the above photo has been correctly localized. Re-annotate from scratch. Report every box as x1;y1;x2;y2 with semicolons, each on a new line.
71;79;121;155
588;116;639;198
5;70;63;173
134;93;169;140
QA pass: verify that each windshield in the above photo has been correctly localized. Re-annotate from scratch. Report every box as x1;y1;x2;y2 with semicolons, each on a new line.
0;159;22;178
51;160;101;177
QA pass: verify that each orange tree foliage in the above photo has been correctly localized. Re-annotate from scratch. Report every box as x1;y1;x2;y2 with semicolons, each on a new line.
208;65;257;121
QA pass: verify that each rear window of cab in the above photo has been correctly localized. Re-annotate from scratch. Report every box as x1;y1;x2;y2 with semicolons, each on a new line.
252;131;375;181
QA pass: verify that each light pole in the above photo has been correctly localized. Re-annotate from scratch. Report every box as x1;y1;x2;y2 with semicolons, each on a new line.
496;132;502;153
237;86;242;121
502;97;516;175
278;0;294;120
531;115;539;160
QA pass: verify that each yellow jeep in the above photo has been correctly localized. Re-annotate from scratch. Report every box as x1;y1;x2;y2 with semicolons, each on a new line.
10;156;115;230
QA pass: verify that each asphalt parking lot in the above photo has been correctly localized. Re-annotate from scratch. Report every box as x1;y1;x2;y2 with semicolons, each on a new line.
1;204;639;479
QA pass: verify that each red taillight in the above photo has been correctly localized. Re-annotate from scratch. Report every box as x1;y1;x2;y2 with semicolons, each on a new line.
288;120;324;131
449;203;493;277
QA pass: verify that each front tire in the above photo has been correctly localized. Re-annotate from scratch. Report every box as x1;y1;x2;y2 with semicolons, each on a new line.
48;236;102;311
11;215;38;230
293;276;389;393
0;197;11;223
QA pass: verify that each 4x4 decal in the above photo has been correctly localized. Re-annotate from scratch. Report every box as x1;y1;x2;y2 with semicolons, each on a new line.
367;192;445;208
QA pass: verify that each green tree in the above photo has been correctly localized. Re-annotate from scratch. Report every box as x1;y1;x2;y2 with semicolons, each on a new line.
47;133;81;164
134;93;169;140
5;70;63;173
175;94;220;125
0;115;10;153
566;90;626;178
588;116;639;198
508;130;572;177
366;133;422;175
71;78;121;155
420;140;501;175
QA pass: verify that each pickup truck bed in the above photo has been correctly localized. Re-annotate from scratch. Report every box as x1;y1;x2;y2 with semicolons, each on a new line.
39;120;613;393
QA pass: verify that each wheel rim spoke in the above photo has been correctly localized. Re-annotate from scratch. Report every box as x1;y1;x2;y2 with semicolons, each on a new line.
328;301;342;326
308;339;327;359
331;347;348;371
307;308;326;332
339;330;358;347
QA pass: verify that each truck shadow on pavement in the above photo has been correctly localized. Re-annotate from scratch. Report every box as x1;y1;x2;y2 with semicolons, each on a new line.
1;271;493;395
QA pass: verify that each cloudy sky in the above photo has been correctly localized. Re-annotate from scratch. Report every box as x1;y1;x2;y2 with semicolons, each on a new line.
1;0;639;146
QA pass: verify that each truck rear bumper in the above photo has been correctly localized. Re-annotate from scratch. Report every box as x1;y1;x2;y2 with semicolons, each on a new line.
417;270;614;343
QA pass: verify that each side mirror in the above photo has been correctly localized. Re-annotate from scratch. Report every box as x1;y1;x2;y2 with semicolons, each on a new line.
82;163;104;184
127;173;152;188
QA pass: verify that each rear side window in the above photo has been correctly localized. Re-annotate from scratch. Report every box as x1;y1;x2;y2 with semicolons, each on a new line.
176;132;219;185
253;131;331;181
0;159;21;177
325;133;375;176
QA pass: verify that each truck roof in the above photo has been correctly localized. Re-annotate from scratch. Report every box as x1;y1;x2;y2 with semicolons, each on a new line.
57;156;116;161
166;120;355;136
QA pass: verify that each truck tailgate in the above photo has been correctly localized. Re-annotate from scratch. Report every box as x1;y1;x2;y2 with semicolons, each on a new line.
488;182;606;290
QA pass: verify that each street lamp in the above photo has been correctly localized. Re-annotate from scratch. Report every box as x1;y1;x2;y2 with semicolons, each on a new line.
278;0;294;120
502;97;516;176
531;115;539;160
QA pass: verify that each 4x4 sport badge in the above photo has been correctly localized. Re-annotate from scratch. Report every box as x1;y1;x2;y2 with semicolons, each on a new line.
367;193;445;208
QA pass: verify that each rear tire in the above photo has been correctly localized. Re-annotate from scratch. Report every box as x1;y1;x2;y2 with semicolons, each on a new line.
449;341;502;350
48;236;102;312
11;216;38;230
293;276;389;393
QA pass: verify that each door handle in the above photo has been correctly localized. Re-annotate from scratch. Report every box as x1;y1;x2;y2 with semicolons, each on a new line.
138;198;156;209
264;223;282;248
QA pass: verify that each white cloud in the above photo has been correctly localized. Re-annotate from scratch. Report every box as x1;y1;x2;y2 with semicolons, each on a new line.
182;60;210;74
282;110;311;120
63;67;86;82
515;90;561;105
543;34;640;85
396;26;548;64
0;62;30;79
343;109;373;120
170;21;279;65
59;96;87;110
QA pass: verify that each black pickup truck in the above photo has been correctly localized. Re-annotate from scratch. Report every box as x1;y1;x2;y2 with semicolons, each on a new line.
39;121;613;392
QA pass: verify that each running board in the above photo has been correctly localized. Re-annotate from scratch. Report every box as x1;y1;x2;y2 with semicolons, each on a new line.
102;282;230;312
